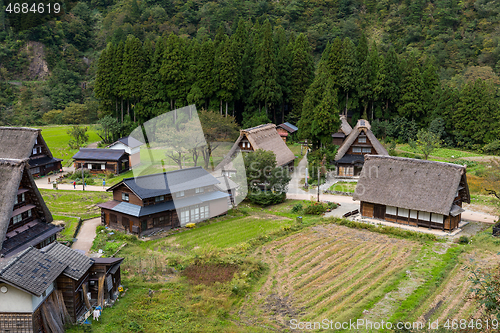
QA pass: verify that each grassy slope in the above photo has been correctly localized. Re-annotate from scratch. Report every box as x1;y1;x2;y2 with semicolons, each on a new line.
39;125;101;166
329;181;356;193
40;189;112;220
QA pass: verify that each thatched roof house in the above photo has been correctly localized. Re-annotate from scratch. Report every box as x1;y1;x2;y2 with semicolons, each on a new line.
0;127;62;177
0;159;58;259
353;155;470;231
219;124;296;169
334;119;388;177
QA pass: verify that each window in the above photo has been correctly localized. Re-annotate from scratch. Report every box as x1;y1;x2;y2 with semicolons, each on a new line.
431;213;443;223
410;210;418;219
33;148;37;155
175;191;185;198
398;208;409;217
12;214;22;224
88;164;92;169
191;206;200;221
358;136;367;143
362;148;371;153
14;195;18;205
200;205;210;219
122;193;129;202
386;206;397;215
155;195;165;203
37;147;41;154
195;187;204;193
353;147;362;153
30;167;40;174
101;164;106;170
180;210;189;224
27;209;32;218
419;211;430;221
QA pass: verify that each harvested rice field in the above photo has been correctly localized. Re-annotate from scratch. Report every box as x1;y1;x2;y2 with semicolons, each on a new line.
237;223;491;332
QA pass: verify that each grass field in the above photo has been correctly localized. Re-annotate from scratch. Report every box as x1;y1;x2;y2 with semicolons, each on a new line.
329;181;356;193
398;144;484;159
40;189;112;220
38;125;101;166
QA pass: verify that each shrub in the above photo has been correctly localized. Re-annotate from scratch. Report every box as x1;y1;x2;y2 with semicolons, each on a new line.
291;203;303;213
327;202;338;210
303;202;327;215
247;191;286;206
186;223;196;228
458;235;469;244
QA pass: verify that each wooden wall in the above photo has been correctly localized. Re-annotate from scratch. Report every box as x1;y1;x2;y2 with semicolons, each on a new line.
113;184;143;206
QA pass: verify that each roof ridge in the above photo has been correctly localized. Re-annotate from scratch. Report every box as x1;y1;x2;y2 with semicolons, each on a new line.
0;158;28;165
366;155;466;169
0;127;40;132
122;166;204;182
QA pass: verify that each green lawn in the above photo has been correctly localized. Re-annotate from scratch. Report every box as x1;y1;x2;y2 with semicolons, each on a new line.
329;181;357;193
287;142;305;167
52;214;80;242
38;125;101;166
40;189;112;220
172;215;292;249
398;144;484;159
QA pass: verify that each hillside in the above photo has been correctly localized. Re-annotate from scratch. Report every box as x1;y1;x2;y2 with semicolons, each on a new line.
1;0;500;151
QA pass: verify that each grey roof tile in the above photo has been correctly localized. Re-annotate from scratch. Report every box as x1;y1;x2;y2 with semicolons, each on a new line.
41;242;93;281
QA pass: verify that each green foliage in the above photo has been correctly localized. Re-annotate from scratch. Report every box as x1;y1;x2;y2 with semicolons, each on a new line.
291;203;303;213
246;191;286;206
97;115;121;144
244;149;291;193
416;128;442;160
483;140;500;155
458;236;469;245
303;202;327;215
67;125;89;149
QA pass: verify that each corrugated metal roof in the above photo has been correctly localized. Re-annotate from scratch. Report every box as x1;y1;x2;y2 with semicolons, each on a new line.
278;122;298;133
72;148;127;161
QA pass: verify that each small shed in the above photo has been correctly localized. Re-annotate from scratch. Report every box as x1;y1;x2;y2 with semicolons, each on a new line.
107;136;143;168
88;258;123;302
276;122;298;143
72;148;130;175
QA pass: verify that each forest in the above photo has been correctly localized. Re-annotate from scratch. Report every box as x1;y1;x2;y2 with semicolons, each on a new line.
1;0;500;151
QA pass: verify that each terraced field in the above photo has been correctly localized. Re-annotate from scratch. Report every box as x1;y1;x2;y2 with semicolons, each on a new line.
237;223;481;332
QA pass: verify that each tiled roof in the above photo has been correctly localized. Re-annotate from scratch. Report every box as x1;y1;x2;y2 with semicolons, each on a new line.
116;136;143;149
72;148;127;161
0;247;67;296
110;167;220;199
28;156;62;167
41;242;94;281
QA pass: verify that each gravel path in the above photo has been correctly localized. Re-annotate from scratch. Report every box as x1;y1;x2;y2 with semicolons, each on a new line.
71;217;101;255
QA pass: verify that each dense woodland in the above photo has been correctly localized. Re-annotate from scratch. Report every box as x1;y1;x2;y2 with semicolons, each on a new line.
1;0;500;151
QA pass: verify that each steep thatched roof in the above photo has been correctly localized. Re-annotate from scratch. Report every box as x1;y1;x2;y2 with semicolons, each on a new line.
0;159;53;251
0;127;39;159
335;119;388;161
242;124;296;166
353;155;470;216
339;115;353;136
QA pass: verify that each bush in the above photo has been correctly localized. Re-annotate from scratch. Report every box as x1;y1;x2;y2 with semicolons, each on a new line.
483;140;500;155
303;202;327;215
291;203;303;213
458;235;469;244
247;191;286;206
327;202;338;210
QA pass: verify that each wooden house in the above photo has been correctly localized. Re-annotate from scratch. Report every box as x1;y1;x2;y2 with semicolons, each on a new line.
107;136;143;168
40;242;94;322
0;247;68;332
353;155;470;231
72;148;130;175
98;167;230;235
334;119;388;177
0;158;60;259
331;115;353;146
88;258;123;302
221;124;296;170
276;122;298;143
0;127;62;177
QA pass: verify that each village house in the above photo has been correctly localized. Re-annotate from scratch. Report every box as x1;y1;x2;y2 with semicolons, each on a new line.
107;136;143;168
334;119;388;177
98;167;230;235
72;148;130;175
331;115;353;146
0;158;60;259
221;124;296;170
353;155;470;231
276;122;298;143
0;127;62;177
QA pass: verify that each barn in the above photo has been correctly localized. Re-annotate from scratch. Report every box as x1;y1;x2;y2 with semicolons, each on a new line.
353;155;470;231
